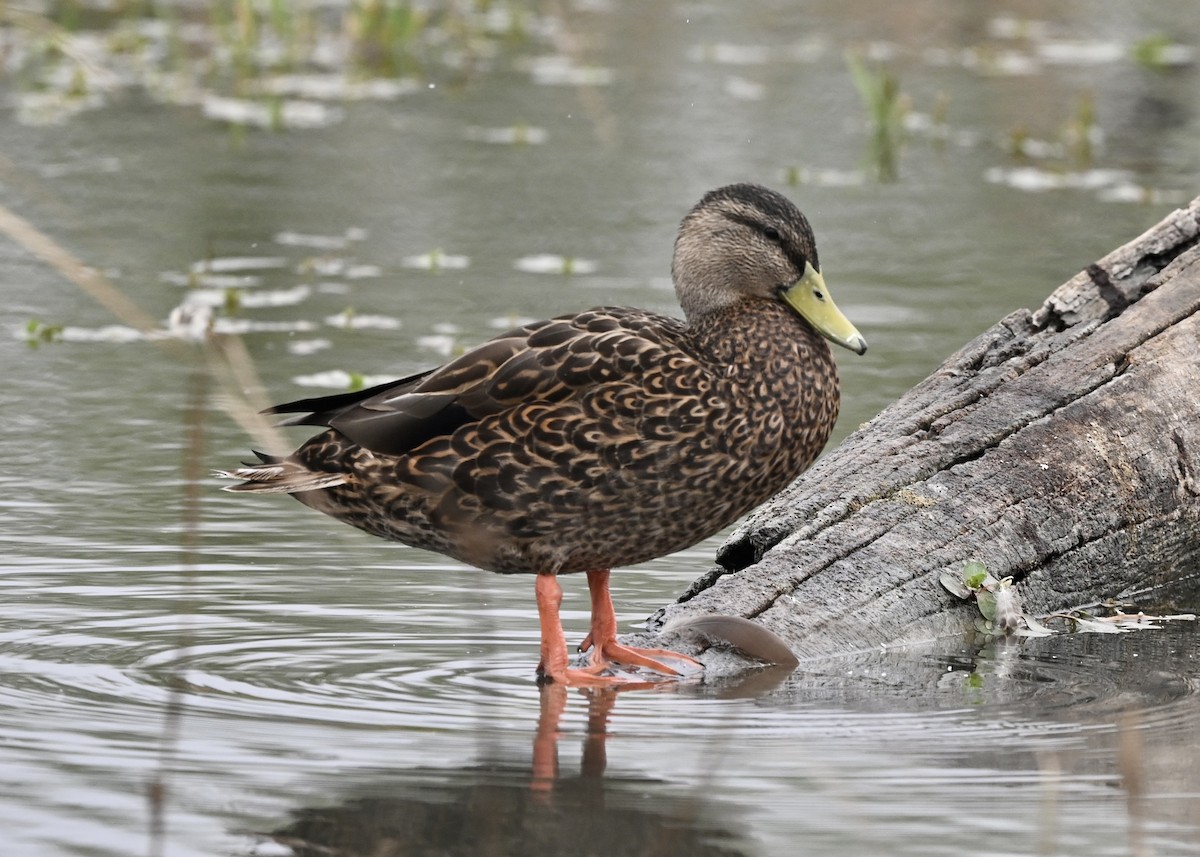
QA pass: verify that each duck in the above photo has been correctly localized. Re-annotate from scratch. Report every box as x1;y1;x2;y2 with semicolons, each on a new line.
219;183;867;686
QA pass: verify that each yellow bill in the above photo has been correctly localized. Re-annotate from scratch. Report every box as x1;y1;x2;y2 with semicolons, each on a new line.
781;261;867;355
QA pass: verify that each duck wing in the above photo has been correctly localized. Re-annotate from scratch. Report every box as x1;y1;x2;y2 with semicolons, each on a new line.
266;309;688;458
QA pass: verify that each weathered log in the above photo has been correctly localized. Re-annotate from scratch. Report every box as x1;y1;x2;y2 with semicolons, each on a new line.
642;195;1200;664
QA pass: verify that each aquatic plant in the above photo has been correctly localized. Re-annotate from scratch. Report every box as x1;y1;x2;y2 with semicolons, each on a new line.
1131;33;1195;71
942;560;1195;637
0;1;545;127
999;91;1105;183
845;51;908;182
942;560;1046;636
348;0;428;77
24;318;64;348
1061;90;1098;166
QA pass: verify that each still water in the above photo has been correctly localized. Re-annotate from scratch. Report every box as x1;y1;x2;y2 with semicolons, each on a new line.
2;2;1199;855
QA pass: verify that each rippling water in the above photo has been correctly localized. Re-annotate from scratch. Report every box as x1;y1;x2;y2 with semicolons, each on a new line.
4;1;1200;855
6;468;1200;856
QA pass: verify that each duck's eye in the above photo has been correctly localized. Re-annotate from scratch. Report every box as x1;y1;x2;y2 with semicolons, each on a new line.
762;226;782;242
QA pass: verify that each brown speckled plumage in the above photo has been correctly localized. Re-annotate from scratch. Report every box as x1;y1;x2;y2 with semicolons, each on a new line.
221;183;865;685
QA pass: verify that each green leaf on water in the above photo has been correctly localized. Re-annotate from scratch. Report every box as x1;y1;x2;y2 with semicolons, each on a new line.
940;571;972;600
962;560;989;590
976;590;998;623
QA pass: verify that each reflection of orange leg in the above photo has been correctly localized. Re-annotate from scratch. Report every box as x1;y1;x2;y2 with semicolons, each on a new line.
531;683;567;797
580;569;703;677
535;573;649;687
581;688;620;779
531;685;621;799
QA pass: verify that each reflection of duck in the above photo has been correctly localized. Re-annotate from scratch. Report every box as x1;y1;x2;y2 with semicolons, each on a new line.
258;686;752;857
221;184;866;686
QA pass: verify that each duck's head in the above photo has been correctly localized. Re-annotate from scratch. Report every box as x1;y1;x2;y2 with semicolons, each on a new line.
672;183;867;355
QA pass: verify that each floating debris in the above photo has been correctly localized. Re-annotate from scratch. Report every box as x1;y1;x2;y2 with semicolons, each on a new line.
414;323;464;357
298;257;381;278
239;285;312;308
16;91;107;126
252;74;420;101
1096;183;1189;205
20;308;321;345
1049;610;1197;632
47;324;146;343
688;39;828;65
488;314;538;329
415;334;458;356
286;339;333;356
979;50;1041;77
324;310;401;330
161;271;264;289
402;250;471;271
780;37;828;63
179;285;311;309
522;55;614;86
1036;39;1126;66
687;43;771;65
346;264;382;279
292;370;394;389
211;318;318;335
274;231;352;251
984;166;1133;193
166;303;213;341
942;560;1195;638
463;124;548;145
986;17;1051;41
191;256;289;274
201;95;344;130
724;76;765;101
514;254;597;275
862;41;900;62
1006;133;1065;160
783;166;866;187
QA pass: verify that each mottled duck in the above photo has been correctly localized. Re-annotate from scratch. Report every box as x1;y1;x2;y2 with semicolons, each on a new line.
220;183;866;686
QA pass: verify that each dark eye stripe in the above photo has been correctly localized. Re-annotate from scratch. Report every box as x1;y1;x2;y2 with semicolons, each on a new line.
724;212;810;275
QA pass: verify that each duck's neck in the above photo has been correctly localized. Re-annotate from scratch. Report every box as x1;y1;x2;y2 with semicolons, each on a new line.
685;298;832;372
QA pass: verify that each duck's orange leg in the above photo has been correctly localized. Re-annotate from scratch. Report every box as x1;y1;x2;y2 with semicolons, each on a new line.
579;569;703;677
535;573;647;687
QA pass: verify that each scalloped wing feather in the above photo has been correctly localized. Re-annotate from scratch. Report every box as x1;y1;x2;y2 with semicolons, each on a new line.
286;309;691;458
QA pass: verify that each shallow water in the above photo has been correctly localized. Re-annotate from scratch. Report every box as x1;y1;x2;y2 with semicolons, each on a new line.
3;2;1200;855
